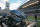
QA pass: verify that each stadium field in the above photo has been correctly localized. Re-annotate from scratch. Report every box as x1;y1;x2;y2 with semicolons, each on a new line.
27;16;40;20
27;16;40;27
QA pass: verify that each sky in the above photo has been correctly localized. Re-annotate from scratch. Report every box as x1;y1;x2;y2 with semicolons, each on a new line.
0;0;29;10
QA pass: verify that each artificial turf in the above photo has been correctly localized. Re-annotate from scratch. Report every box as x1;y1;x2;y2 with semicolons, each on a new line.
27;16;40;20
27;16;40;27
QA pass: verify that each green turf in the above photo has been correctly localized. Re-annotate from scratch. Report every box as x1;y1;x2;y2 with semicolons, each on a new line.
37;21;40;27
27;16;35;19
27;16;40;20
27;16;40;27
37;16;40;20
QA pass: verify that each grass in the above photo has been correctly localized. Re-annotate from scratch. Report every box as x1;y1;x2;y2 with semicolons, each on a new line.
37;21;40;27
37;16;40;20
27;16;35;19
27;16;40;20
27;16;40;27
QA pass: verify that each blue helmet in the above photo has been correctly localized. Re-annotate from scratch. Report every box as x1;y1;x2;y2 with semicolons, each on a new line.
10;10;21;16
10;10;26;19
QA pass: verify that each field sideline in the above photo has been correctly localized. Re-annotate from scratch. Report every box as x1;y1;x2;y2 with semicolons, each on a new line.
27;16;40;20
27;16;40;27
